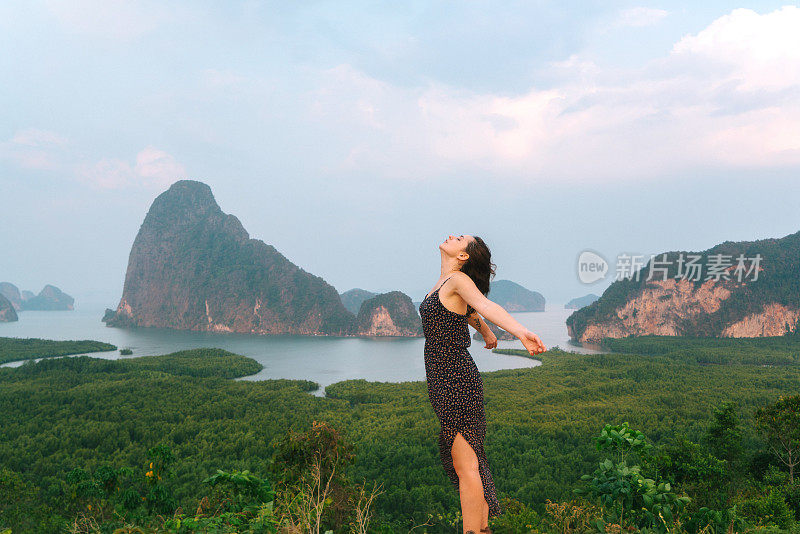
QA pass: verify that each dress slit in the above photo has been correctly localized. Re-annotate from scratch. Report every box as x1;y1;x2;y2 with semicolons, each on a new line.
441;427;499;514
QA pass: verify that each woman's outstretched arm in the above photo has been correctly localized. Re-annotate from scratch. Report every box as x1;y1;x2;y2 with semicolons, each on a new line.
449;271;546;355
468;311;498;349
466;311;486;332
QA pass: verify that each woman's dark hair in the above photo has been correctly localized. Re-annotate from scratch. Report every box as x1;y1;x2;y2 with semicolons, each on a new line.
460;236;496;296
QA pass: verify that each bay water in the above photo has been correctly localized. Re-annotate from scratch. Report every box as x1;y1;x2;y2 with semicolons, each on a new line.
0;305;604;396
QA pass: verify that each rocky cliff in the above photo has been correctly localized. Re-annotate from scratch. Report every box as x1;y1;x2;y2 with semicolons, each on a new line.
354;291;422;336
0;293;18;322
491;280;545;311
567;229;800;344
103;180;356;335
339;288;377;315
0;283;22;311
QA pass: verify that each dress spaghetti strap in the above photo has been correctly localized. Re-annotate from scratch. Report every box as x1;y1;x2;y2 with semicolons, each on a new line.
437;276;475;316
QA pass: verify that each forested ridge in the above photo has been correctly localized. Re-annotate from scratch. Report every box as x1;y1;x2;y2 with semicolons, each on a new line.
2;336;800;532
0;337;116;364
566;228;800;339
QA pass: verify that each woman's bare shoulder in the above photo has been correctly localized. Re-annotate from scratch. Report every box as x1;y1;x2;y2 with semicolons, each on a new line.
449;271;476;288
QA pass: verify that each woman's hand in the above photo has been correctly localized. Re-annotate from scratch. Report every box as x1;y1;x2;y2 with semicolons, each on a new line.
481;329;498;349
520;330;546;356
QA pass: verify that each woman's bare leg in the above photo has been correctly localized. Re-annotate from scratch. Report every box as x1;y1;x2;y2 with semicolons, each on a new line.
451;431;484;533
481;497;489;530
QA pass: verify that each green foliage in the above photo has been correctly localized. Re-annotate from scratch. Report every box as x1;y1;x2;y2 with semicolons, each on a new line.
268;420;358;531
755;395;800;483
541;498;599;534
201;469;276;514
739;488;795;529
161;503;279;534
594;422;653;464
688;505;746;534
124;348;263;378
576;424;689;532
0;467;40;532
704;402;743;465
782;481;800;521
64;463;139;528
486;496;543;533
57;444;179;530
651;439;729;510
5;336;800;531
602;334;800;366
145;444;178;515
57;446;285;532
492;347;543;360
162;469;280;533
0;336;116;364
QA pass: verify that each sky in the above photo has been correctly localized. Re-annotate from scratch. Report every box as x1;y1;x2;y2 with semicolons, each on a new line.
2;1;799;309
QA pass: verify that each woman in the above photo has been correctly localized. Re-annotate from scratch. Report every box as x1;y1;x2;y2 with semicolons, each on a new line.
419;234;546;534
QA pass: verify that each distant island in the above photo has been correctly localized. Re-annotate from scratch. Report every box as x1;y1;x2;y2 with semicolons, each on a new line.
339;288;377;315
355;291;422;336
566;229;800;343
0;282;75;316
565;293;599;309
488;279;545;312
103;180;421;337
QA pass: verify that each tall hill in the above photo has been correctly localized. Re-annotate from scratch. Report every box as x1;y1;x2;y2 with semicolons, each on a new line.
354;291;422;336
567;229;800;343
103;180;355;335
0;294;17;322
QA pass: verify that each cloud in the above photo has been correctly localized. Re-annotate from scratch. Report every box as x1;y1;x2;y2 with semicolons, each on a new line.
617;7;668;28
672;6;800;91
134;146;187;186
76;147;186;190
11;128;68;147
75;158;136;189
2;130;186;188
299;6;800;183
0;128;68;171
9;6;798;188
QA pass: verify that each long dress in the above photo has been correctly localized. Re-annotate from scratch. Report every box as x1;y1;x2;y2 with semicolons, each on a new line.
419;276;503;518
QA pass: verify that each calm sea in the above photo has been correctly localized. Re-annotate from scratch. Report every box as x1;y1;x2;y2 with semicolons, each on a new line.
0;305;604;396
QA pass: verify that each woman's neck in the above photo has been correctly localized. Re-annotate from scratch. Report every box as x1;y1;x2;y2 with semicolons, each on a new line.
440;252;462;278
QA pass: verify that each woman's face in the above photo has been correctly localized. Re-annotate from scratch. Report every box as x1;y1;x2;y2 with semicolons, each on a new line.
440;234;474;259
